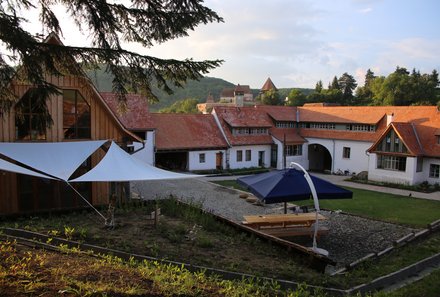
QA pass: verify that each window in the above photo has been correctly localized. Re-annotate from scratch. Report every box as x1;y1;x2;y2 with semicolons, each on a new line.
346;124;376;132
245;150;251;161
343;147;351;159
429;164;440;178
232;128;268;135
378;130;407;153
310;123;335;130
15;89;48;141
199;153;205;163
286;145;302;156
276;122;295;128
236;150;243;162
377;155;407;171
63;90;91;139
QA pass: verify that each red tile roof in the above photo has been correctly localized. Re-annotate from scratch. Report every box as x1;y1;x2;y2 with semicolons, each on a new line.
261;77;277;91
213;106;274;146
214;106;273;128
151;113;228;150
100;92;154;131
296;105;440;157
235;84;251;94
256;105;298;121
270;128;306;144
298;106;387;124
394;123;425;156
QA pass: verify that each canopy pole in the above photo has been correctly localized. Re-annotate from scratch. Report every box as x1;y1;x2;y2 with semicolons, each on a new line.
289;162;328;256
65;182;107;222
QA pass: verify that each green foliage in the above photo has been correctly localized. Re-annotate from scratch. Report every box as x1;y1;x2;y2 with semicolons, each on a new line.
367;67;439;106
1;0;223;117
338;72;358;104
286;89;306;106
159;98;200;113
257;89;282;105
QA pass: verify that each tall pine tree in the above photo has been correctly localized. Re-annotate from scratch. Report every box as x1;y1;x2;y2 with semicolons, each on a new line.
0;0;223;117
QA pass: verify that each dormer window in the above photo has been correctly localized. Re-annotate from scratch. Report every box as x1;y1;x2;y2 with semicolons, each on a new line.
378;130;407;153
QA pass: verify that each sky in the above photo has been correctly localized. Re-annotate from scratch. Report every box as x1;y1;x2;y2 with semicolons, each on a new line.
16;0;440;89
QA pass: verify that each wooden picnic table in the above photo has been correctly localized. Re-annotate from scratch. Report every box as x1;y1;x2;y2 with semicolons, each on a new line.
243;213;326;229
242;213;328;238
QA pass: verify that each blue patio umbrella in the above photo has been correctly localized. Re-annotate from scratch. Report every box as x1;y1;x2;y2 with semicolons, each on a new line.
237;168;353;204
237;163;353;256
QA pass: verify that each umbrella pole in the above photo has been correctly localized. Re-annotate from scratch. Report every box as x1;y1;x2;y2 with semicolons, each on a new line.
289;162;328;256
284;202;287;214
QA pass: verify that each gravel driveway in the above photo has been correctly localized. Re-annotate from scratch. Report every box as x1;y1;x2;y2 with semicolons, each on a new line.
132;178;417;268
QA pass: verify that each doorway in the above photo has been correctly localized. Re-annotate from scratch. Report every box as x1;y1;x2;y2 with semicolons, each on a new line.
308;144;332;172
258;151;265;167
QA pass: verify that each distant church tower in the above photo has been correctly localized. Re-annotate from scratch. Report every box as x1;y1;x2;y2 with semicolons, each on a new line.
261;77;278;93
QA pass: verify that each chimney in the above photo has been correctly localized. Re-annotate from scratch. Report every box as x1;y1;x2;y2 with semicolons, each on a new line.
386;112;394;126
296;109;300;123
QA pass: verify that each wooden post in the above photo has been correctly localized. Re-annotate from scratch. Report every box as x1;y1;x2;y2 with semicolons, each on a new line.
154;203;159;228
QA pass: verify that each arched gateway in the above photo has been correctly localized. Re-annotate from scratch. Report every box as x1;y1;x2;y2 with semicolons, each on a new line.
308;144;332;172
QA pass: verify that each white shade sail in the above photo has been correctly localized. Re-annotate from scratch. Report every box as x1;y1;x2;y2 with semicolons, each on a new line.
0;158;54;179
71;141;197;182
0;140;107;180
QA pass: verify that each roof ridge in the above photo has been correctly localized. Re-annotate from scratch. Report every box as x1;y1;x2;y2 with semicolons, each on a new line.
411;122;425;155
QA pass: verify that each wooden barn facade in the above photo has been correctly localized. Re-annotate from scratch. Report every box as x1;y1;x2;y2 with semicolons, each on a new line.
0;34;139;215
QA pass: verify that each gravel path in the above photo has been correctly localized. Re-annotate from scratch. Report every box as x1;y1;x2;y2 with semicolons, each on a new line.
132;178;418;268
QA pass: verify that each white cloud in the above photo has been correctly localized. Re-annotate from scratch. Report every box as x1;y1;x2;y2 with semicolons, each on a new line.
358;7;373;13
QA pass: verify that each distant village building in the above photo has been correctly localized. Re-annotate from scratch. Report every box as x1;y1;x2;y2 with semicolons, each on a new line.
260;77;278;93
197;83;257;113
111;84;440;187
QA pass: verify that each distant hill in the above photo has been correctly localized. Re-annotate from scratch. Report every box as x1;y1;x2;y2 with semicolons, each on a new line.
85;67;313;111
85;67;234;111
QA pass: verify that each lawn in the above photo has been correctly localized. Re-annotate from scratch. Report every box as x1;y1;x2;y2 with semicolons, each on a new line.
213;180;440;228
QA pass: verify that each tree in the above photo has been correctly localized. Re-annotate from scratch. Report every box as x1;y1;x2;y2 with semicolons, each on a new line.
355;69;375;105
159;98;199;113
286;89;306;106
314;80;323;93
329;76;340;90
0;0;223;121
258;89;281;105
338;72;357;104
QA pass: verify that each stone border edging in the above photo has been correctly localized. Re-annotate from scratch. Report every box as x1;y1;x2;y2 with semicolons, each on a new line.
0;227;347;296
3;226;440;296
347;252;440;295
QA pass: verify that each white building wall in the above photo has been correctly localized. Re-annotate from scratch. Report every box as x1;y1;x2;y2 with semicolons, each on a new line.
228;145;272;169
188;150;226;171
272;137;308;170
333;140;371;175
368;154;417;185
132;130;155;165
304;138;371;174
423;158;440;185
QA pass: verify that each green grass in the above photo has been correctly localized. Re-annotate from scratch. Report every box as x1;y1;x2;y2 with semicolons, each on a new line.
373;268;440;297
214;181;440;228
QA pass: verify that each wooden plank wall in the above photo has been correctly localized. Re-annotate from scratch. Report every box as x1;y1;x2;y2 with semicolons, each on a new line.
0;74;133;214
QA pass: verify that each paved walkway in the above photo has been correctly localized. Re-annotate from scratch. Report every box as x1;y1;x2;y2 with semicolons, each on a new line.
203;173;440;201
